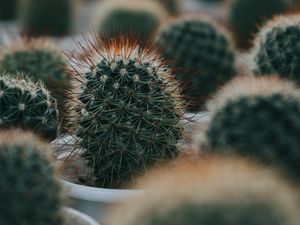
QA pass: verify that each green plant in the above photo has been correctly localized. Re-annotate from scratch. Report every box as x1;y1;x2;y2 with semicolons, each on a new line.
0;73;58;140
229;0;291;48
20;0;72;36
0;39;72;128
0;0;18;20
108;157;299;225
252;15;300;84
157;16;236;111
70;37;184;188
0;129;64;225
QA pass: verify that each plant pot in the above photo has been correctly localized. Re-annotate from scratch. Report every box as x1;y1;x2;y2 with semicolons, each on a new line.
64;207;100;225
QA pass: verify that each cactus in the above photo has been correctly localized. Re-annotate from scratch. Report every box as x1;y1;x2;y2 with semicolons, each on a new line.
157;16;236;111
252;15;300;84
0;39;72;128
0;73;58;140
108;157;299;225
0;0;18;20
0;129;64;225
69;37;184;188
200;76;300;181
20;0;72;36
229;0;290;48
95;0;168;46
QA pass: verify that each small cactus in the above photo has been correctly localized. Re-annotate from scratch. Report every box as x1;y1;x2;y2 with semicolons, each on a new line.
0;73;58;140
157;16;236;111
108;157;299;225
252;15;300;84
229;0;290;48
0;0;18;20
0;129;64;225
69;36;184;188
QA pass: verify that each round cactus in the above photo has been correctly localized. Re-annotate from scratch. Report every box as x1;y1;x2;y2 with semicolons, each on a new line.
229;0;291;48
20;0;72;36
0;130;64;225
252;15;300;84
108;157;299;225
157;16;236;111
0;0;18;20
0;73;58;140
95;0;168;46
200;76;300;181
69;37;184;188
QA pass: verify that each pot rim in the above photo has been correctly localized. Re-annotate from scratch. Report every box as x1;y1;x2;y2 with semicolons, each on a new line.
64;207;100;225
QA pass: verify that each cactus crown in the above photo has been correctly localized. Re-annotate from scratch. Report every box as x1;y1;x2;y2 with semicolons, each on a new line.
69;36;184;188
252;15;300;84
0;130;63;225
0;73;58;140
157;16;236;111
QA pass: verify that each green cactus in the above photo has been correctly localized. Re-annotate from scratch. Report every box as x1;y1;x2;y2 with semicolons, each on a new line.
0;39;72;128
20;0;72;36
252;15;300;84
229;0;291;48
0;130;64;225
157;16;236;111
0;0;18;20
70;37;184;188
0;74;58;140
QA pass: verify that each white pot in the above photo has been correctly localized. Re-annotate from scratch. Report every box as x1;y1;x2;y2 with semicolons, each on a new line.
64;207;100;225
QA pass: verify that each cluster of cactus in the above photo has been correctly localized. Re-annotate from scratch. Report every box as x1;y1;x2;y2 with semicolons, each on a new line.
20;0;72;36
108;157;299;225
0;38;72;128
0;0;18;20
70;37;184;188
157;16;236;111
229;0;291;48
0;130;64;225
252;15;300;84
200;76;300;181
0;74;58;140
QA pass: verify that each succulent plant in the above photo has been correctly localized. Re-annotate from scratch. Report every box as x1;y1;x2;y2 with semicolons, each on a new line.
229;0;291;48
0;39;72;129
0;73;58;140
200;76;300;181
69;37;184;188
95;0;168;46
157;16;236;111
108;157;300;225
0;129;64;225
20;0;72;36
252;15;300;84
0;0;18;20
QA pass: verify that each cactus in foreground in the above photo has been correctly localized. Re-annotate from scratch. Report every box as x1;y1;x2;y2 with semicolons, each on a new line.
21;0;72;36
108;157;299;225
201;76;300;181
252;15;300;84
0;130;63;225
70;37;184;188
96;0;168;45
229;0;290;48
0;0;18;20
0;39;72;127
0;74;58;140
157;16;236;111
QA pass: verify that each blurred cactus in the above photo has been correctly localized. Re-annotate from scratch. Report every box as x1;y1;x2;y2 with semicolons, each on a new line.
0;130;64;225
20;0;72;36
0;0;18;20
252;15;300;84
70;37;184;188
229;0;290;48
157;16;236;111
0;74;58;140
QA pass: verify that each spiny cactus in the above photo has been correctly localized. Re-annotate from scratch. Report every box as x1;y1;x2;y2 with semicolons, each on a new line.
229;0;291;48
108;157;299;225
200;76;300;181
0;39;72;128
0;0;18;20
95;0;168;46
252;15;300;84
0;73;58;140
20;0;72;36
0;130;64;225
157;16;236;111
69;36;184;188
